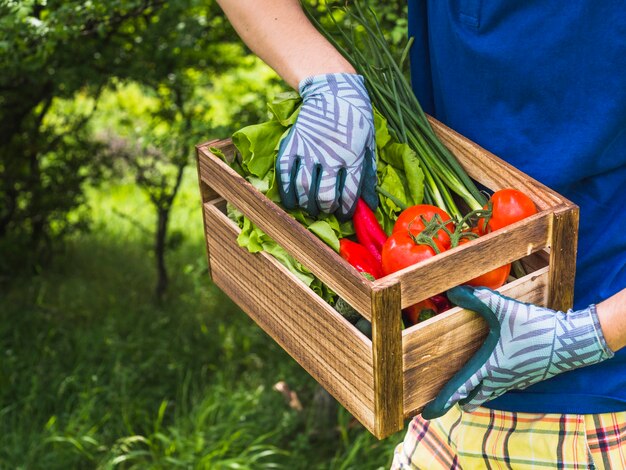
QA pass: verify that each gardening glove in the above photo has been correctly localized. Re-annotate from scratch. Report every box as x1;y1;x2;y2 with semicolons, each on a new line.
421;285;614;420
276;73;377;221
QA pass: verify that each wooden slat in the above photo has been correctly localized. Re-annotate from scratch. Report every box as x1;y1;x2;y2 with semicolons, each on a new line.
196;140;222;280
197;142;373;319
429;117;565;211
376;210;552;308
371;284;403;438
401;264;550;417
548;204;579;311
204;200;376;432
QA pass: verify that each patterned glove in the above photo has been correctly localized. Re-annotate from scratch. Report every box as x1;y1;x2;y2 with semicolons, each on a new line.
276;73;377;220
421;285;614;419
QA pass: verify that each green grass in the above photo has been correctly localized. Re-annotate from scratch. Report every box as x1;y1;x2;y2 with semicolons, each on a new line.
0;170;400;469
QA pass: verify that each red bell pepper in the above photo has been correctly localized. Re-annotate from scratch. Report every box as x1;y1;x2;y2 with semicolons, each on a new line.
353;198;387;264
339;238;383;279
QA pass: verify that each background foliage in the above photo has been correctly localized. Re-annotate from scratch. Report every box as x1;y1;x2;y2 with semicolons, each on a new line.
0;0;406;467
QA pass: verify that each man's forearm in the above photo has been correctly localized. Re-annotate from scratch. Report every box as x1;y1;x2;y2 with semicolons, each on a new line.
216;0;354;88
597;288;626;352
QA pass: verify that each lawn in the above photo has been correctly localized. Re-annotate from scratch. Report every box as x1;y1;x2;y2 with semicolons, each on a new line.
0;170;401;469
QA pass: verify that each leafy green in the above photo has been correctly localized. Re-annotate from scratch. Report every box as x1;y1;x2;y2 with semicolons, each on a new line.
381;142;424;205
373;112;425;230
227;91;425;302
307;221;340;253
266;91;301;126
379;164;410;222
234;213;317;286
373;109;391;150
232;120;285;179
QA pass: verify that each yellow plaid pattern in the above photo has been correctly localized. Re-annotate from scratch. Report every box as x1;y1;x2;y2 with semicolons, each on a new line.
391;405;626;469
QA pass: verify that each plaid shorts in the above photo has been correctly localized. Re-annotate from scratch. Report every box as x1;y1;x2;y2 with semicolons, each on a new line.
391;405;626;469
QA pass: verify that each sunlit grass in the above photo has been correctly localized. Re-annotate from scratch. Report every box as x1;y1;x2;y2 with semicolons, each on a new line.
0;173;400;469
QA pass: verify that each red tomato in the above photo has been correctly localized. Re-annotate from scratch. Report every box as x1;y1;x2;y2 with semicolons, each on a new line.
479;189;538;233
393;205;454;249
465;263;511;290
404;299;438;326
458;238;511;289
381;230;446;276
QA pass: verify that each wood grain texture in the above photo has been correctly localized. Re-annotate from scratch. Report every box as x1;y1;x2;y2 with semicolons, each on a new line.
521;249;550;273
429;117;565;211
402;261;550;417
197;142;373;320
195;140;221;280
204;200;376;433
376;211;552;308
548;204;579;311
371;284;403;438
197;128;579;439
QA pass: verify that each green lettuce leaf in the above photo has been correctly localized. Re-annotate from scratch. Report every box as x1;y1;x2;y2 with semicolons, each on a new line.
228;97;426;305
379;165;411;221
373;109;391;150
382;142;424;205
232;120;285;179
267;91;301;126
307;220;340;253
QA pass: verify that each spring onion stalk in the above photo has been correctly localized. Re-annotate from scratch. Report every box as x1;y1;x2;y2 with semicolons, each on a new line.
306;6;487;217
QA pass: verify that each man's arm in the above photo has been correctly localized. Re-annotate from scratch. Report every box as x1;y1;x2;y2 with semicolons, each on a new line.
216;0;354;88
597;288;626;351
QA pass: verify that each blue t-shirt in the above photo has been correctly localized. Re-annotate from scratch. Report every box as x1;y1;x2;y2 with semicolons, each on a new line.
408;0;626;414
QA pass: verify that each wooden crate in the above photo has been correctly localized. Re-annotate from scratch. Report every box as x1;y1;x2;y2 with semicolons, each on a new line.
196;117;578;439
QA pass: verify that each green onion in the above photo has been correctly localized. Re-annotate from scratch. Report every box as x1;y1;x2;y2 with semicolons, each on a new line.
307;5;487;217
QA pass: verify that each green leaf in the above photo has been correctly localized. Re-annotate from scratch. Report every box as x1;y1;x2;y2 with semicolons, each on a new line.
232;120;285;179
248;175;270;194
379;142;404;169
373;108;391;150
379;165;410;220
232;213;324;292
237;218;265;252
267;91;301;126
402;146;424;206
265;169;281;203
307;220;340;252
263;243;317;286
382;142;424;205
209;146;228;162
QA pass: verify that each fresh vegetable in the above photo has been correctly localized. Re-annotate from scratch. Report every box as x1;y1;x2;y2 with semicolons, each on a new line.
393;204;454;249
334;297;361;324
458;233;511;290
480;189;538;233
232;92;428;247
429;294;452;313
308;4;487;218
466;263;512;290
225;39;537;324
353;198;387;263
404;299;438;326
339;238;383;279
381;230;445;276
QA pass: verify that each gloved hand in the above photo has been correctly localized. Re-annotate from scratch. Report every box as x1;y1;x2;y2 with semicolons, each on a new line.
276;73;377;220
422;285;614;419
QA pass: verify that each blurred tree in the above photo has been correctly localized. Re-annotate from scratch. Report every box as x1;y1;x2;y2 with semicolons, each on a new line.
0;0;238;267
0;0;408;287
94;61;280;300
